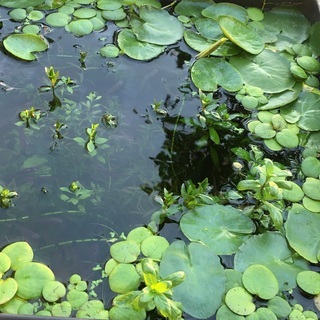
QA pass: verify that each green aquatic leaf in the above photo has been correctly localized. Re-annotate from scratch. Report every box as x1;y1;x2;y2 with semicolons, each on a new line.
14;262;55;300
195;18;223;40
0;252;11;278
3;34;48;61
130;7;183;46
225;286;255;316
230;49;295;93
46;12;71;27
117;29;165;61
2;242;33;271
218;15;264;54
267;296;291;318
202;3;248;23
296;271;320;295
234;232;308;290
52;301;72;318
302;177;320;201
247;7;264;21
160;241;226;319
67;19;93;36
97;0;122;10
0;0;43;8
174;0;213;18
73;8;96;19
100;44;119;58
216;305;246;320
101;8;126;21
140;236;169;260
309;22;320;56
9;8;26;21
180;204;255;255
262;7;311;50
191;57;243;92
27;10;44;21
0;278;18;305
275;129;299;149
242;265;279;300
76;300;109;319
110;240;140;263
301;157;320;178
42;281;66;302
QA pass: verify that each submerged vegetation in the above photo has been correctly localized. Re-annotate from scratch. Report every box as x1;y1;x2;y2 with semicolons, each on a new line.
0;0;320;319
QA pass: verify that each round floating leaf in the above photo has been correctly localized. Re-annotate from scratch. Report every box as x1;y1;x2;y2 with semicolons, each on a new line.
184;30;241;57
3;34;48;61
235;232;308;290
127;227;153;243
305;74;320;88
262;7;310;50
90;15;105;31
202;3;248;23
241;95;258;110
258;82;302;110
285;204;320;263
310;22;320;56
2;242;33;271
195;18;223;40
225;287;255;316
247;7;264;21
264;138;282;152
101;8;126;21
242;265;279;300
68;19;93;36
27;10;44;21
141;236;169;260
52;301;72;317
297;56;320;73
0;278;18;304
108;263;140;294
305;132;320;151
255;308;277;319
216;305;245;320
97;0;122;10
76;300;109;319
160;241;226;319
303;196;320;213
0;0;43;8
296;271;320;295
0;252;11;277
14;262;55;300
267;296;291;318
218;15;264;54
46;12;71;27
275;129;299;149
174;0;213;18
18;302;34;315
130;7;183;45
42;281;66;302
302;177;320;200
73;8;96;19
110;240;140;263
22;25;41;34
191;58;243;92
117;29;165;61
301;157;320;178
9;8;27;20
66;290;89;309
230;50;295;93
180;204;255;255
109;304;146;320
290;64;308;80
100;44;119;58
104;258;118;276
225;269;243;291
0;296;26;314
58;5;75;14
254;123;276;139
282;181;304;202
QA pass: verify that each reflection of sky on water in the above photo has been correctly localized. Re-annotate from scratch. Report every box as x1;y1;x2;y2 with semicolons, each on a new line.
0;10;194;281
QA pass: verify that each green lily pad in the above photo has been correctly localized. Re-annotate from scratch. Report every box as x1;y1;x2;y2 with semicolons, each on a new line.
14;262;55;300
160;241;225;319
234;232;308;290
9;8;27;20
0;252;11;277
0;278;18;305
109;304;146;320
303;196;320;213
202;3;248;23
282;92;320;131
3;34;48;61
258;82;302;110
296;271;320;295
216;305;245;320
225;269;243;291
183;30;241;57
66;289;89;309
254;123;276;139
302;157;320;178
305;132;320;151
230;50;295;93
191;58;243;92
282;181;304;202
22;25;41;35
18;302;34;315
76;300;109;319
242;265;279;300
2;242;33;271
302;177;320;200
73;8;96;19
0;0;43;8
46;12;71;27
267;296;292;318
42;281;66;302
101;8;126;21
218;15;264;54
262;7;311;50
100;44;119;58
108;263;140;294
247;7;264;21
51;301;72;317
285;204;320;263
309;22;320;56
130;7;183;46
97;0;122;10
275;129;299;149
254;308;277;320
195;18;223;40
127;227;153;243
264;138;282;152
117;29;165;61
141;236;169;260
225;286;255;316
180;204;255;255
174;0;213;18
110;240;140;263
27;10;44;21
68;19;93;36
297;56;320;73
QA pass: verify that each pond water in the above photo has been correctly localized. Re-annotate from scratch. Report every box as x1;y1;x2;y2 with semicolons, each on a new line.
0;2;320;320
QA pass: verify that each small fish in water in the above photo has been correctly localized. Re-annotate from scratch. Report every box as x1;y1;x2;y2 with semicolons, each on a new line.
0;80;16;91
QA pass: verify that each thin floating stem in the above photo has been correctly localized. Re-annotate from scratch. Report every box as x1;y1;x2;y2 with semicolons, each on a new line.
196;37;228;60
